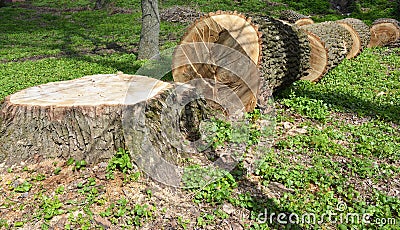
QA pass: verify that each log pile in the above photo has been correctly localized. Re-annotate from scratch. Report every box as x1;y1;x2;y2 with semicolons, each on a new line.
172;11;262;113
369;18;400;47
279;10;314;26
1;8;398;167
300;21;353;81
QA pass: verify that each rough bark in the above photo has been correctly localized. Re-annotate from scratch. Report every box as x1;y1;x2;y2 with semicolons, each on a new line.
251;16;311;93
369;18;400;47
337;18;370;50
172;11;262;113
94;0;110;10
336;20;362;58
301;21;353;81
279;10;314;26
138;0;160;60
0;74;213;169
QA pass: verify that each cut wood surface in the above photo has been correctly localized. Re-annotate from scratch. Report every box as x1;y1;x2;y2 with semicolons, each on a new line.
337;18;370;50
279;10;314;26
0;74;212;168
301;21;353;81
172;11;262;113
369;18;400;47
336;21;361;59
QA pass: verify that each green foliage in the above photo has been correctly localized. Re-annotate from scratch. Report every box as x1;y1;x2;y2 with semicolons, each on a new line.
281;92;329;121
105;148;133;180
100;198;154;227
36;195;64;221
15;181;33;193
190;172;237;204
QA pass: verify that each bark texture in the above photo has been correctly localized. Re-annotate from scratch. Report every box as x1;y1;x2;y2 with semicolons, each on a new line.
301;21;353;81
336;21;362;59
369;18;400;47
337;18;370;50
279;10;314;26
251;16;311;93
172;11;262;113
0;74;212;168
138;0;160;60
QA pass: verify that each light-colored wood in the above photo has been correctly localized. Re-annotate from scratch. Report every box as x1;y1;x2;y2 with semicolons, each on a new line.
295;18;314;26
0;74;214;167
172;11;262;113
337;22;362;59
301;32;328;82
369;22;400;47
8;74;171;107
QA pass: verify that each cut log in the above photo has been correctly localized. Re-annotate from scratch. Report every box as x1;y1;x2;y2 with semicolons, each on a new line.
0;74;213;168
279;10;314;26
337;18;370;50
172;11;262;113
251;16;311;93
336;21;361;59
301;21;353;82
369;18;400;47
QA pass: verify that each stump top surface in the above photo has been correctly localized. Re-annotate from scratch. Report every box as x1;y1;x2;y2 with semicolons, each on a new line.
9;74;171;106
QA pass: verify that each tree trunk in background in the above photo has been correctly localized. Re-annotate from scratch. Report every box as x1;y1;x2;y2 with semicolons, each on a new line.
94;0;110;10
138;0;160;60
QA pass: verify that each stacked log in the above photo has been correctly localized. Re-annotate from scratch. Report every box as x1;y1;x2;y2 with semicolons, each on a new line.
301;21;353;81
251;16;311;92
279;10;314;26
172;11;262;113
369;18;400;47
337;18;370;51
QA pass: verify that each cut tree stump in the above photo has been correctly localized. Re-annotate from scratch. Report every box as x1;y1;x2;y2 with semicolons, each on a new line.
337;18;370;51
301;21;353;82
369;18;400;47
279;10;314;26
0;74;213;167
172;11;262;113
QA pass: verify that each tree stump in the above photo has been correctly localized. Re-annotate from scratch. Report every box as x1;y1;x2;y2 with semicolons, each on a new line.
0;74;213;167
369;18;400;47
301;21;353;81
172;11;262;113
279;10;314;26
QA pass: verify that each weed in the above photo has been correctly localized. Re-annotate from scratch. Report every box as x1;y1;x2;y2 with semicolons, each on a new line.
15;181;33;193
105;148;133;180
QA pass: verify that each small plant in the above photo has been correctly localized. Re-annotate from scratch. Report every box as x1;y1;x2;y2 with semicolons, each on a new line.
105;148;133;180
281;92;329;121
15;181;32;193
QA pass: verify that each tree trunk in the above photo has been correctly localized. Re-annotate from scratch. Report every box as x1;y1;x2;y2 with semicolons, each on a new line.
301;22;353;82
251;16;311;93
172;11;262;113
337;18;370;51
369;18;400;47
94;0;109;10
0;74;213;172
138;0;160;60
279;10;314;26
335;20;362;59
